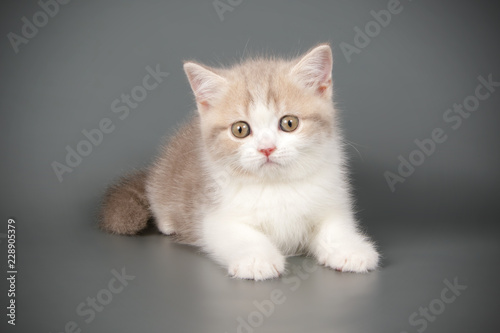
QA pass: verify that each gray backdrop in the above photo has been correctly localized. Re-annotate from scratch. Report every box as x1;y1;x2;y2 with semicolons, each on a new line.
1;0;499;332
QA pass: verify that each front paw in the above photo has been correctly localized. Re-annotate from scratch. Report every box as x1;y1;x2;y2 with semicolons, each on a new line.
317;240;379;273
228;252;285;281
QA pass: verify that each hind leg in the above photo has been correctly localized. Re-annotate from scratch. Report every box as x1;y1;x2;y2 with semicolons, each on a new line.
148;201;176;235
146;180;177;235
156;217;176;235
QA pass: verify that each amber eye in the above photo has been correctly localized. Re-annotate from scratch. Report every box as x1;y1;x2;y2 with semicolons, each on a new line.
231;121;251;138
280;115;299;132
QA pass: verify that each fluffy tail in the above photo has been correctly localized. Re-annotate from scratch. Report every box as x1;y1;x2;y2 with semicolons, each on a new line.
99;170;151;235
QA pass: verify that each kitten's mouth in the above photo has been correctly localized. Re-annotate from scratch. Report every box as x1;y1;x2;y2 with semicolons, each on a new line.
262;158;280;167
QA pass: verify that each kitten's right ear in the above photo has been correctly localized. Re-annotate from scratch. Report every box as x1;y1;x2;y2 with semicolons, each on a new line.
290;44;333;98
183;62;227;111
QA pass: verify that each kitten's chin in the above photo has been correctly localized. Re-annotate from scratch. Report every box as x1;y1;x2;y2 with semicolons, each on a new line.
247;160;309;182
227;153;324;181
261;159;280;167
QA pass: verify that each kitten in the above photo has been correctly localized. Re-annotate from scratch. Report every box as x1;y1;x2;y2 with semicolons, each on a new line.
100;44;379;280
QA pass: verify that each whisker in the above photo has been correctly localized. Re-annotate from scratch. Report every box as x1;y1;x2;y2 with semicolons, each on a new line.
343;139;364;161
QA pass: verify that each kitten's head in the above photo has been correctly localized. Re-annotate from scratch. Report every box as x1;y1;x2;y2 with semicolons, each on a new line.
184;44;337;181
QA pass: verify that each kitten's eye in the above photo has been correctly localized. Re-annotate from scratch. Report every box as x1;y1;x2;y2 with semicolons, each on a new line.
231;121;251;138
280;115;299;132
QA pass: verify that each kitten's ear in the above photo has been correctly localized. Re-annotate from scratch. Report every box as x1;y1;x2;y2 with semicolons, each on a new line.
290;44;333;98
183;62;227;111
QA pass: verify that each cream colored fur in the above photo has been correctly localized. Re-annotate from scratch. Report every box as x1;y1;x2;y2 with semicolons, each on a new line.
102;44;379;280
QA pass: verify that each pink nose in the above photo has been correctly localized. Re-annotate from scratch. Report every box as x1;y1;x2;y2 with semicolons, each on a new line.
259;147;276;157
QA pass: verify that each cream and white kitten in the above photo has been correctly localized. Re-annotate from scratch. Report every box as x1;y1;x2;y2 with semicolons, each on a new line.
100;44;379;280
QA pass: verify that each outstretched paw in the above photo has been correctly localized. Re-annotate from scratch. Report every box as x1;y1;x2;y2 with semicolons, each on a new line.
228;253;285;281
317;241;379;273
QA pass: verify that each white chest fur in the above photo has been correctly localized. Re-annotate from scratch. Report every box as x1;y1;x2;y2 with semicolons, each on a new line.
216;169;339;254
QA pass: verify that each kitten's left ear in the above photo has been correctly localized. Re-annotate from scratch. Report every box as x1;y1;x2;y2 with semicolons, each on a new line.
183;62;227;112
290;44;333;98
